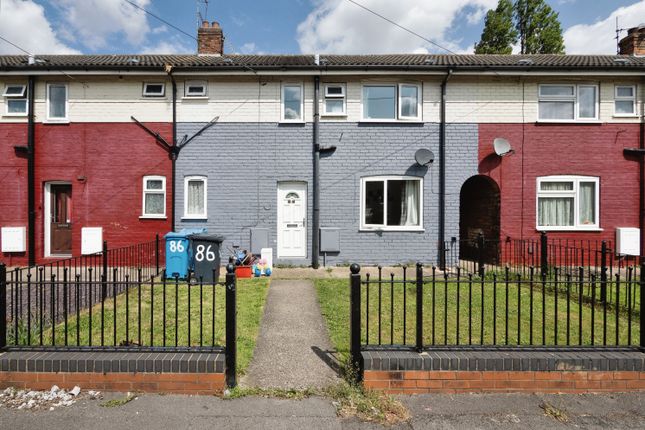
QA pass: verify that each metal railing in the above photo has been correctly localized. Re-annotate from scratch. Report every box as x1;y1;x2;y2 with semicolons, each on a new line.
1;264;238;387
349;263;644;377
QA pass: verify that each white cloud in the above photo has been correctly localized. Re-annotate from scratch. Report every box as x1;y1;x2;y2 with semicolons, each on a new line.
296;0;498;54
0;0;79;54
141;38;192;54
564;1;645;54
54;0;151;50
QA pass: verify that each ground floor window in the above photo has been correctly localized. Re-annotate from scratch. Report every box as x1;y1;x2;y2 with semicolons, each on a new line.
184;176;207;219
536;176;599;230
361;176;422;230
142;176;166;218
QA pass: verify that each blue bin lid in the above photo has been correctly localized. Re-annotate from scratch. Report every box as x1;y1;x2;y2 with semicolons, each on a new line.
165;228;207;239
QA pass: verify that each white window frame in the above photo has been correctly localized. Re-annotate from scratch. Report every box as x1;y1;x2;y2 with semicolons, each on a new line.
184;80;207;98
361;83;423;122
143;82;165;97
281;82;304;122
538;84;599;122
360;176;424;231
322;83;346;116
141;175;166;219
536;175;600;231
183;175;208;219
3;84;28;116
614;85;637;117
46;83;68;121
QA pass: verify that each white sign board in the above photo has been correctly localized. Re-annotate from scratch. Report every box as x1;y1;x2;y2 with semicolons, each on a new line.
616;227;640;256
81;227;103;255
1;227;26;253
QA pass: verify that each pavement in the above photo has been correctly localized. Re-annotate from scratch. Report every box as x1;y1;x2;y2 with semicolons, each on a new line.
1;391;644;429
241;279;341;389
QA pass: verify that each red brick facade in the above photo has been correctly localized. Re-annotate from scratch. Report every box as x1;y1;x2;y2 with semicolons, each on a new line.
0;122;172;266
477;123;641;248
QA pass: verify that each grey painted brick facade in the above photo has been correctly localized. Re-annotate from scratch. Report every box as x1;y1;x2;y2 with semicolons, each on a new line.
176;122;478;266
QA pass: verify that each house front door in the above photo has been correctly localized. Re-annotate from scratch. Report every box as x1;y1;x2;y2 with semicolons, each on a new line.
50;184;72;255
277;182;307;258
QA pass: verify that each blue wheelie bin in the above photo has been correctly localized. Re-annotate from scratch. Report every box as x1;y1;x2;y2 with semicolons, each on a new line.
164;228;206;279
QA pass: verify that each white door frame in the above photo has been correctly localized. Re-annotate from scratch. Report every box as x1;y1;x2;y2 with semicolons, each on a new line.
44;181;72;258
277;181;307;259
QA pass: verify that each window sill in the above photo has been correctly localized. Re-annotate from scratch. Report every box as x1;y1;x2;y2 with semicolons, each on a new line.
279;120;305;124
2;113;28;117
359;119;423;124
321;113;347;118
43;119;70;125
537;227;603;232
182;216;208;221
139;215;167;220
613;114;639;118
181;96;209;100
360;227;425;233
535;120;602;125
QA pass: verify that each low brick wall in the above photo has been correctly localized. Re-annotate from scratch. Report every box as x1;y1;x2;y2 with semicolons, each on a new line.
0;350;226;395
362;348;645;394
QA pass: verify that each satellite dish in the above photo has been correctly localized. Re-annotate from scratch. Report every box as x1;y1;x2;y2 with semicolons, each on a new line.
414;148;434;166
493;138;514;157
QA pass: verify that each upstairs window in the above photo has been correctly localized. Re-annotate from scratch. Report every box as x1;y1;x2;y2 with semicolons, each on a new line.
184;176;207;219
614;85;636;116
3;84;27;115
537;176;599;230
143;82;165;97
362;83;421;121
281;83;303;121
322;84;346;115
184;80;207;97
47;83;68;120
142;176;166;218
361;176;423;230
538;84;598;121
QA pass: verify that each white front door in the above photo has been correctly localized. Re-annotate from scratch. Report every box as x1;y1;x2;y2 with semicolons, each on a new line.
277;182;307;258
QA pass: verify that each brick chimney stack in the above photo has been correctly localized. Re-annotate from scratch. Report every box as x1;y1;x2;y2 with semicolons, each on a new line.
197;20;224;56
619;25;645;56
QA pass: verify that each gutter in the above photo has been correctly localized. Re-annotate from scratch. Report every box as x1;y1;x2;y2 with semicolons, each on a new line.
27;76;35;266
439;69;453;270
312;75;320;269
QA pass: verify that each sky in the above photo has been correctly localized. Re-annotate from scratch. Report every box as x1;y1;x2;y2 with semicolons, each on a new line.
0;0;644;56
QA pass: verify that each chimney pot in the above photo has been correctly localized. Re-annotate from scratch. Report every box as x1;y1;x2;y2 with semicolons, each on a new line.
619;25;645;56
197;19;224;55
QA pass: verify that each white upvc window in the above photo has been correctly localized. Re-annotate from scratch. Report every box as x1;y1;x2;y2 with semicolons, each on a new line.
360;176;423;231
3;84;27;116
538;84;598;121
322;83;346;116
184;176;207;219
361;83;422;121
46;83;68;121
536;176;599;231
142;176;166;218
614;85;636;116
184;80;207;97
143;82;165;97
281;83;303;122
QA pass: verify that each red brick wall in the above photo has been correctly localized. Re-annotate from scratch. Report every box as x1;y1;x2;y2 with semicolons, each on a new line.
364;370;645;394
477;124;641;248
0;122;172;266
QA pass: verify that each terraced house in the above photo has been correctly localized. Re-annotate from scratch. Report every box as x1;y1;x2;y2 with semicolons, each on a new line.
1;21;644;267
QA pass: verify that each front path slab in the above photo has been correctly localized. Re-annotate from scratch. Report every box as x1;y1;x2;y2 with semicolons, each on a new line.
242;280;340;389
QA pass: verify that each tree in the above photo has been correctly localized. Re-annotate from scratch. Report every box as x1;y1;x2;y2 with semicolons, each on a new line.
474;0;565;55
475;0;517;54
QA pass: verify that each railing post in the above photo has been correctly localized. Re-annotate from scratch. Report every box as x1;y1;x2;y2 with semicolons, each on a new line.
225;263;237;388
415;262;423;352
102;240;108;300
600;240;608;303
349;263;362;382
640;262;645;350
155;234;160;275
477;233;485;278
0;264;6;349
540;231;548;277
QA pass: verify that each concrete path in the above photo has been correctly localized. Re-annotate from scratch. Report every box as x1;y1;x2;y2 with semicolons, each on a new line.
242;279;340;389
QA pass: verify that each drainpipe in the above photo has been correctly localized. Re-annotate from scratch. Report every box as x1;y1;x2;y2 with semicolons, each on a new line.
27;76;36;267
169;72;178;232
439;70;453;270
640;78;644;255
312;75;321;269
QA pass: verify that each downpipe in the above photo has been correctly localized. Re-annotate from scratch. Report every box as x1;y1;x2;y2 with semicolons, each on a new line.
27;76;36;266
439;69;453;269
312;76;321;269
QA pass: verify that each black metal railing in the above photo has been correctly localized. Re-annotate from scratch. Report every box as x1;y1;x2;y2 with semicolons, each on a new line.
1;264;238;386
349;263;644;376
